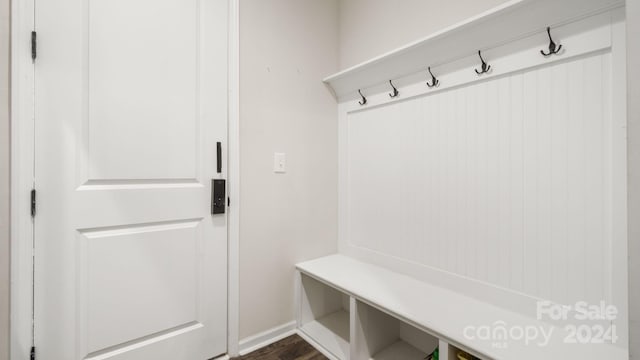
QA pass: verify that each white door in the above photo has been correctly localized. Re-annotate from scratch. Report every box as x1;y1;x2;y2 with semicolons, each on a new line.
34;0;228;359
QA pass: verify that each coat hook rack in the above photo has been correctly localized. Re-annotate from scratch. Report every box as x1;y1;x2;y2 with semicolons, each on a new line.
540;26;563;56
388;80;399;98
427;67;439;88
475;50;491;75
358;89;367;106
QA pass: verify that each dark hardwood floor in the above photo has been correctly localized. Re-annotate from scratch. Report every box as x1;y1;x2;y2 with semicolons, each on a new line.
232;335;327;360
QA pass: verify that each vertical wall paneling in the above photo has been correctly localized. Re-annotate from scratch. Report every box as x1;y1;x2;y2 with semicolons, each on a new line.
566;59;586;304
509;73;525;293
549;61;569;304
345;51;617;307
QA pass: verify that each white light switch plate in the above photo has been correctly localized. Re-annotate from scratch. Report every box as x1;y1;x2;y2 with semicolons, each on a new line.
273;152;286;173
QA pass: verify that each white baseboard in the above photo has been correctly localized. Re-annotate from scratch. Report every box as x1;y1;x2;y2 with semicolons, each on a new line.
237;321;297;356
631;320;639;359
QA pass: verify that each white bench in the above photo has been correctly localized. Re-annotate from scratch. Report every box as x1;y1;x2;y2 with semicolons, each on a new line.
295;255;627;360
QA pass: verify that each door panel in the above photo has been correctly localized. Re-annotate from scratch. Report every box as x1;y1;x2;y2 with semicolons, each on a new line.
35;0;228;358
82;220;200;353
87;0;199;181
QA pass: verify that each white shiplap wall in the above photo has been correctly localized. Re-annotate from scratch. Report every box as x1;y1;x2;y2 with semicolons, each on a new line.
346;52;614;306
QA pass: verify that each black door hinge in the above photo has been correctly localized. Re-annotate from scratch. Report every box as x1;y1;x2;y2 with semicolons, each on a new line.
30;346;36;360
31;31;37;61
227;197;230;207
30;189;36;217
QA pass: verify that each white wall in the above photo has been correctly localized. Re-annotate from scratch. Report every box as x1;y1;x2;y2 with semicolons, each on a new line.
0;0;10;357
239;0;339;340
628;0;640;357
338;0;509;69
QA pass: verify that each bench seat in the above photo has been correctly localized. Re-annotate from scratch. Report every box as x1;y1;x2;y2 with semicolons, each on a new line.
296;254;627;360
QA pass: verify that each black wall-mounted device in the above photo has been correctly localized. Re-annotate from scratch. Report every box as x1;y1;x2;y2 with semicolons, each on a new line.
211;179;226;214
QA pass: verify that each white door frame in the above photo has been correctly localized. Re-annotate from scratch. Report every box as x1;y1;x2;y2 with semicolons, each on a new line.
9;0;242;357
10;0;35;357
226;0;241;356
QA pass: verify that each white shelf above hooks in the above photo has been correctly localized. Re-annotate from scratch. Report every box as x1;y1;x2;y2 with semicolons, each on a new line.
323;0;624;101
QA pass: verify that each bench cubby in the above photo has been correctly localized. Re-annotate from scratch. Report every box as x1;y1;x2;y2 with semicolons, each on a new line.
352;300;438;360
299;274;351;359
446;344;484;360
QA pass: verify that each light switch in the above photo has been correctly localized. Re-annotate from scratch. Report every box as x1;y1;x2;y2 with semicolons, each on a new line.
273;152;286;173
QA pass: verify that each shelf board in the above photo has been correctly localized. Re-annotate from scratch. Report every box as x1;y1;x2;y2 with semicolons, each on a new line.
323;0;623;100
300;310;350;360
371;340;429;360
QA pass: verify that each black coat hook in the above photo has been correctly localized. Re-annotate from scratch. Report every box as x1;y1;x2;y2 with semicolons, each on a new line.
475;50;491;75
388;80;399;98
540;27;562;56
427;67;439;88
358;89;367;106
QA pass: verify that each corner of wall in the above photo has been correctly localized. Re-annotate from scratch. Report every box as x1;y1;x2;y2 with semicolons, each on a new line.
1;0;11;357
627;0;640;358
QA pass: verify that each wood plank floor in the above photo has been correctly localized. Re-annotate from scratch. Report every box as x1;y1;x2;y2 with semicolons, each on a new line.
232;335;327;360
